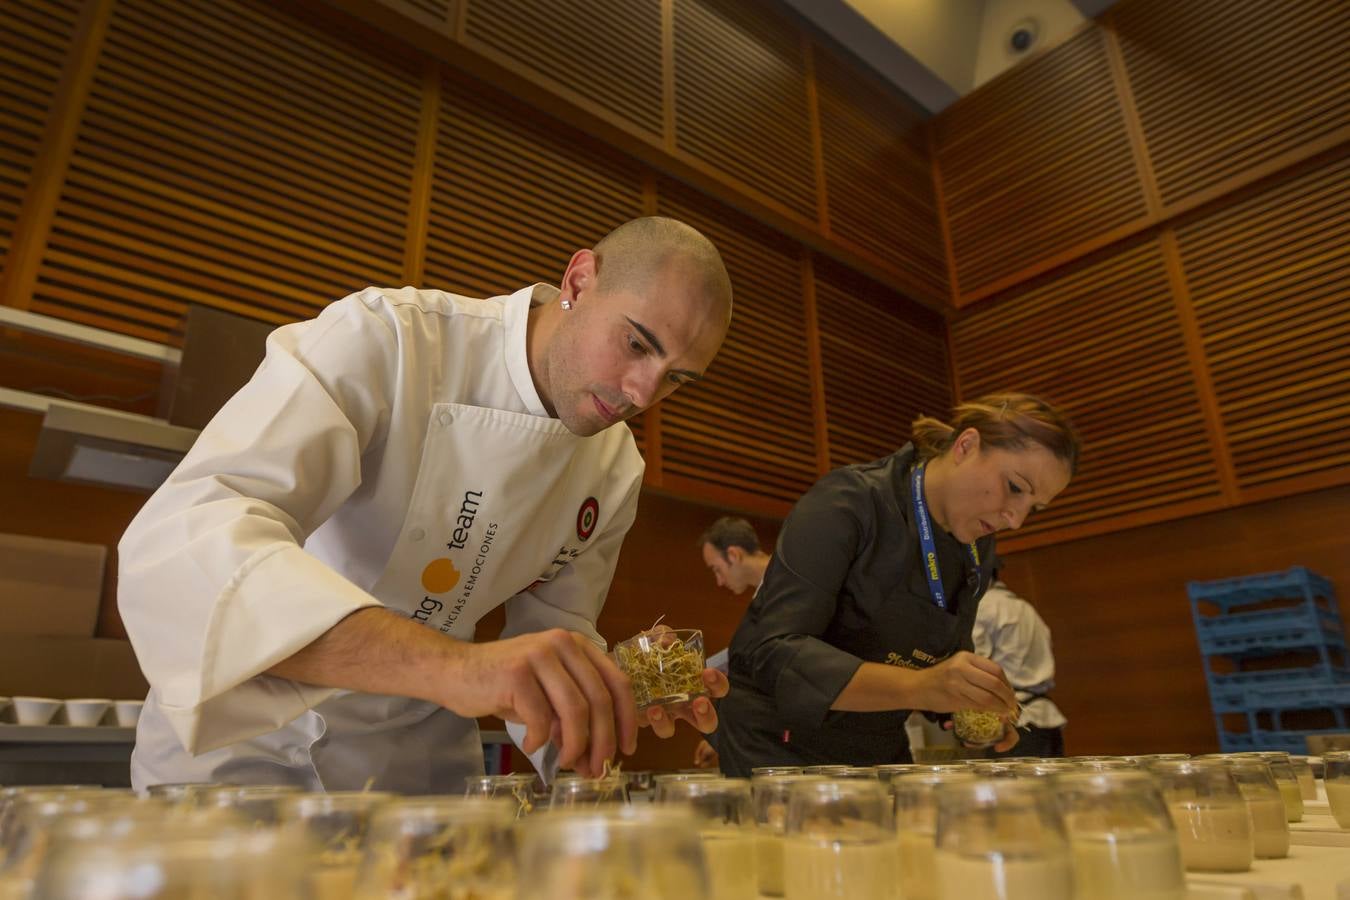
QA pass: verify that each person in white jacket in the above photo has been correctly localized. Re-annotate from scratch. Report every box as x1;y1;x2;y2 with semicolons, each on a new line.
118;216;734;793
970;571;1068;757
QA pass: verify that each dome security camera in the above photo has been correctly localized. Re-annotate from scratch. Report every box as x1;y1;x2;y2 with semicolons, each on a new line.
1008;18;1040;53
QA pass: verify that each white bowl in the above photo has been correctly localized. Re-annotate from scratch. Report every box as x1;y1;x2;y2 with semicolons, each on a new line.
64;699;112;727
12;697;62;726
113;700;145;728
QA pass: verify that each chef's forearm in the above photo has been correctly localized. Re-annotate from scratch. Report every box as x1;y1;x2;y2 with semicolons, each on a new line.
266;606;461;705
830;662;924;712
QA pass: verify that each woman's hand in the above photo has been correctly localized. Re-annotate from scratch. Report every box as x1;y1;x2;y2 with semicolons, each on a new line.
914;651;1017;715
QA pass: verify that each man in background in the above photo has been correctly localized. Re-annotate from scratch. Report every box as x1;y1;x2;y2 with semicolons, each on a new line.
692;516;772;767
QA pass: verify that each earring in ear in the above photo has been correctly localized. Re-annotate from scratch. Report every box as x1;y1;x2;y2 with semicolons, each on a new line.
560;297;573;311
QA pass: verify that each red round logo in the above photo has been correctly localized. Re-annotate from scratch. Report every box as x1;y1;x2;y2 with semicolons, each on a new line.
576;497;599;541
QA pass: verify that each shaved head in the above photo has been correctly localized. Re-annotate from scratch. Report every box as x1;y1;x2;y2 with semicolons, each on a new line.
527;216;733;437
592;217;732;322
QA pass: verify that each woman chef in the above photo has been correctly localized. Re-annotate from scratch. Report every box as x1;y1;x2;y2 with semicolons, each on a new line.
714;394;1080;776
118;217;733;793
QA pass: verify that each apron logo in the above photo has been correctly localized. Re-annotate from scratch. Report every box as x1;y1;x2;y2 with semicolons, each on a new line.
576;497;599;541
421;557;461;593
447;490;484;550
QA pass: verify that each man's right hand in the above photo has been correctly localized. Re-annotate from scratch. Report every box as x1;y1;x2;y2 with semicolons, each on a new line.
913;651;1016;715
443;629;638;778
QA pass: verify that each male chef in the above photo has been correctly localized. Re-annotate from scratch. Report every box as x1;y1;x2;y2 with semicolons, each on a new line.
118;216;733;792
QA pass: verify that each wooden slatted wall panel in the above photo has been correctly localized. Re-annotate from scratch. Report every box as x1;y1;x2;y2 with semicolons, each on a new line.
1177;155;1350;494
1113;0;1350;209
0;0;83;264
813;256;950;467
656;181;816;508
813;45;946;306
951;239;1223;541
388;0;454;30
673;0;817;223
933;28;1148;301
425;70;647;453
30;0;419;342
463;0;663;138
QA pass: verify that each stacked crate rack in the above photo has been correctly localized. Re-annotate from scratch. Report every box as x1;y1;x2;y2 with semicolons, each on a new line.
1188;567;1349;753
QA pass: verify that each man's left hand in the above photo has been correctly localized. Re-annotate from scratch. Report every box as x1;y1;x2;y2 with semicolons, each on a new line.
641;668;727;739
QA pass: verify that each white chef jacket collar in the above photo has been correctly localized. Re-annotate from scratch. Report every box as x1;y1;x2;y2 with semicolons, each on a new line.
503;284;554;418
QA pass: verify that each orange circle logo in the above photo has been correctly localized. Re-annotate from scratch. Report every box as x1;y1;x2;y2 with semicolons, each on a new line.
421;558;461;593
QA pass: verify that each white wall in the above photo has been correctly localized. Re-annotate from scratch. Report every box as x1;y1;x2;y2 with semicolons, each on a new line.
848;0;988;95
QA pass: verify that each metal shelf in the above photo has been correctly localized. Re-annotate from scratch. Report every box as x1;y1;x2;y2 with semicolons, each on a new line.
0;724;136;744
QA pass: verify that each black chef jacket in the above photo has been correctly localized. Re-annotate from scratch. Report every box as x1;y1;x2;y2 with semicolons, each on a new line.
715;444;996;776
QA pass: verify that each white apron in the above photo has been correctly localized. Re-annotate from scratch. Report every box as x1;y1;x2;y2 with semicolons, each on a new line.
131;400;637;793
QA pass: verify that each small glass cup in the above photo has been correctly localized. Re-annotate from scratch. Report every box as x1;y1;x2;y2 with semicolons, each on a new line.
1150;760;1253;872
1289;756;1317;801
1125;754;1190;766
800;765;854;777
142;782;224;806
353;796;516;899
624;771;655;793
933;779;1073;900
281;791;394;899
515;805;709;900
32;804;307;898
783;779;898;900
613;628;707;710
1241;752;1304;822
965;760;1019;779
1012;761;1079;779
1324;750;1350;828
465;772;541;818
751;766;803;777
1206;758;1289;859
652;772;717;801
750;774;823;897
0;785;101;856
551;773;630;808
1076;759;1140;772
891;769;976;900
203;784;306;826
0;790;142;892
1056;771;1186;900
655;778;756;900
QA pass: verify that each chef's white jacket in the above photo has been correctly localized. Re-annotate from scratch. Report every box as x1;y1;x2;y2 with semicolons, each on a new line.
118;284;644;792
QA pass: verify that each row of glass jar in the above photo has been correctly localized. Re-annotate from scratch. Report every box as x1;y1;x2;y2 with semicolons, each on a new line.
0;749;1345;899
639;749;1343;900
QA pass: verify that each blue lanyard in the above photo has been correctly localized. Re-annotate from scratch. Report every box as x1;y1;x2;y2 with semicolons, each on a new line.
911;461;981;611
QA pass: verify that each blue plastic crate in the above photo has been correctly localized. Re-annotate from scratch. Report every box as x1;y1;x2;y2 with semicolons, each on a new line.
1217;728;1344;755
1195;604;1342;642
1189;566;1335;610
1195;622;1346;657
1204;669;1350;713
1208;667;1350;691
1242;682;1350;713
1217;731;1259;751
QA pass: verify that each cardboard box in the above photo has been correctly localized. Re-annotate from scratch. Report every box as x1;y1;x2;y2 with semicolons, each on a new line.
0;636;147;700
158;304;272;429
0;533;105;637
